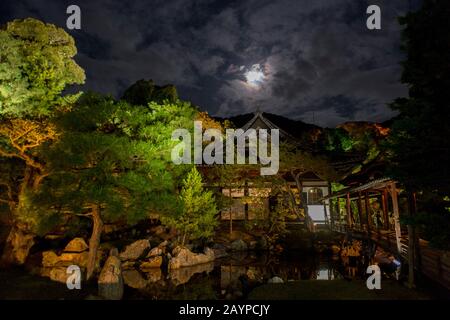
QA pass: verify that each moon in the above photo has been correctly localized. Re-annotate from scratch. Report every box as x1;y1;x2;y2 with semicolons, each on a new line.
245;64;265;86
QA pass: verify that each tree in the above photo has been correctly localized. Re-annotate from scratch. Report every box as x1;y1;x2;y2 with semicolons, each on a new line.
33;93;197;279
0;18;85;117
0;18;85;266
387;0;450;193
161;167;218;246
121;79;178;106
386;0;450;251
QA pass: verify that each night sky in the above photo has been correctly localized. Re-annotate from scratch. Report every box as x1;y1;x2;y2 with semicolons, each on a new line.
0;0;422;127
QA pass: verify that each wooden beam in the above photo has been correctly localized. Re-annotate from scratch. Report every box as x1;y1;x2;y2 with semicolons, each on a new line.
364;191;372;236
382;189;389;230
346;192;352;229
388;182;402;256
357;192;364;230
323;201;329;226
336;196;340;227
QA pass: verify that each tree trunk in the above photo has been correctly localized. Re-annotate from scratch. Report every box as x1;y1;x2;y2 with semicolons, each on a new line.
1;167;37;266
0;223;35;266
292;172;313;232
87;205;103;281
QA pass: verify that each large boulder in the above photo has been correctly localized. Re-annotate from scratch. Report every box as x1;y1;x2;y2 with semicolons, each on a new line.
64;238;88;253
168;246;215;270
230;239;248;251
98;249;123;300
146;247;163;258
142;268;162;283
140;256;163;270
119;239;150;261
0;224;35;266
49;267;71;283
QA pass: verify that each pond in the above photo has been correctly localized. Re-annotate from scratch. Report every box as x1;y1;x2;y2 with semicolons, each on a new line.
123;251;358;300
0;249;445;300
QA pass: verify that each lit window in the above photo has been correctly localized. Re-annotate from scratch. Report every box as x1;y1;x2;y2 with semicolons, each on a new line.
307;188;323;205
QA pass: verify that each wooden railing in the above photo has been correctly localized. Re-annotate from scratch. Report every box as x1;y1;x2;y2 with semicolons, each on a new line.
331;223;450;290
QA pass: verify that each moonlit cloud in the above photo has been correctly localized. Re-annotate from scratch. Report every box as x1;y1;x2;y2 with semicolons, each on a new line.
244;64;265;86
0;0;421;127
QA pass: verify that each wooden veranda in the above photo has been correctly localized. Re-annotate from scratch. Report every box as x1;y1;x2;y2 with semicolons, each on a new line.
322;178;450;291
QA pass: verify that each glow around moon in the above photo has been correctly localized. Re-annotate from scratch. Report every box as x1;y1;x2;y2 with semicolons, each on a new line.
244;64;265;86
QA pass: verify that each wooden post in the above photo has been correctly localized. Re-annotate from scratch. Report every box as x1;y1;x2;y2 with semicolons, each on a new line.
329;198;335;229
389;182;402;256
382;189;389;230
365;191;372;236
229;188;233;236
357;192;364;231
323;200;329;226
336;196;341;231
407;192;416;288
346;193;352;229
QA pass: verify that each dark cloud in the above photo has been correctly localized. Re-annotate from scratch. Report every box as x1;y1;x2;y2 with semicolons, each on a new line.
0;0;420;126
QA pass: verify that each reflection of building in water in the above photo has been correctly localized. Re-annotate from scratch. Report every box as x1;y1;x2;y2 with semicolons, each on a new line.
316;268;335;280
220;265;247;289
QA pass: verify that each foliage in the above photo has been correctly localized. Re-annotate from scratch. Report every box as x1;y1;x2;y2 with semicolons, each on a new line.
386;0;450;193
0;18;84;239
121;79;178;106
384;0;450;249
31;93;197;229
162;167;218;245
0;18;85;117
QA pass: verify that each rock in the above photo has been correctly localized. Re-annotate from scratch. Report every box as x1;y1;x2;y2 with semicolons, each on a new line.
59;251;89;267
42;250;89;268
159;240;169;247
249;241;258;250
268;276;284;284
64;238;88;253
49;267;71;283
169;262;214;285
212;248;228;259
168;246;215;269
1;224;35;266
121;260;136;270
98;251;123;300
212;243;228;258
140;256;163;269
142;268;162;283
257;237;268;250
146;247;163;258
122;269;148;289
246;267;262;282
42;251;60;267
119;239;150;261
152;225;166;236
230;239;248;251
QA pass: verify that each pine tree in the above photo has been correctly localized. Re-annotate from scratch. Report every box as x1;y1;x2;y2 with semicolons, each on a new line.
162;167;218;246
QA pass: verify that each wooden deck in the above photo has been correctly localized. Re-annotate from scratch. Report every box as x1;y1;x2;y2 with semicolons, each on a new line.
331;224;450;291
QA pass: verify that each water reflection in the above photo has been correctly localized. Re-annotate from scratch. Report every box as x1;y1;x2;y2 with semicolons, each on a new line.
124;251;346;300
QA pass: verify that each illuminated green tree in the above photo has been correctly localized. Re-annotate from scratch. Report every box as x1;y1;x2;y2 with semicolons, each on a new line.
34;93;196;279
162;167;218;246
0;18;85;266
